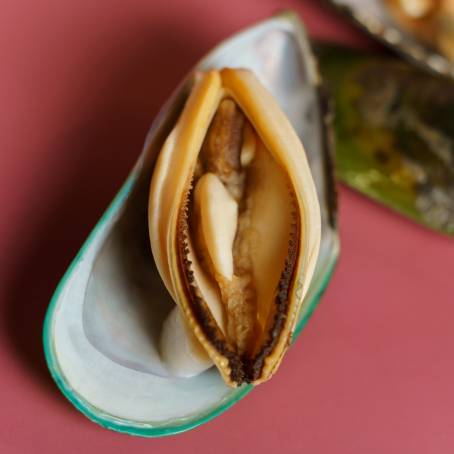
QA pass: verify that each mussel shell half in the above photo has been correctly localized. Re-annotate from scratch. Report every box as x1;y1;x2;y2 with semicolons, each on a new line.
43;11;339;437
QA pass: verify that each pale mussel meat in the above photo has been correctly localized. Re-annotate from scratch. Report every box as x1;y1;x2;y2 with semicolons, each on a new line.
148;68;321;386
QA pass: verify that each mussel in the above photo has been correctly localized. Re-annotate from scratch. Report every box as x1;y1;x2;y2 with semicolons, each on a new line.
43;12;338;435
148;68;321;386
386;0;454;61
328;0;454;78
316;43;454;236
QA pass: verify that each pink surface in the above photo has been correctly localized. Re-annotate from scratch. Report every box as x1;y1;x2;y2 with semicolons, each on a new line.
1;0;453;452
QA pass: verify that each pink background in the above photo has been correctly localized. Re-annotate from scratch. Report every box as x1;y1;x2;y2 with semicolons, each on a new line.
1;0;454;452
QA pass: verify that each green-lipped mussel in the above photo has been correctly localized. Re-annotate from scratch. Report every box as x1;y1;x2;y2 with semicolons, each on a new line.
317;44;454;235
43;12;339;435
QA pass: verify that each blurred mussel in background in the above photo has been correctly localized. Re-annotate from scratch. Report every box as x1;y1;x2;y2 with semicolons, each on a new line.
326;0;454;76
314;1;454;236
386;0;454;63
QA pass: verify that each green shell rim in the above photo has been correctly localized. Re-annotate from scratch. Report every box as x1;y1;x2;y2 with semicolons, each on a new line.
42;170;339;438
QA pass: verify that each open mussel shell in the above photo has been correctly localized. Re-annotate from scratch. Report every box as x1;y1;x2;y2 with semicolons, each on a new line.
316;43;454;236
326;0;454;79
43;11;339;436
